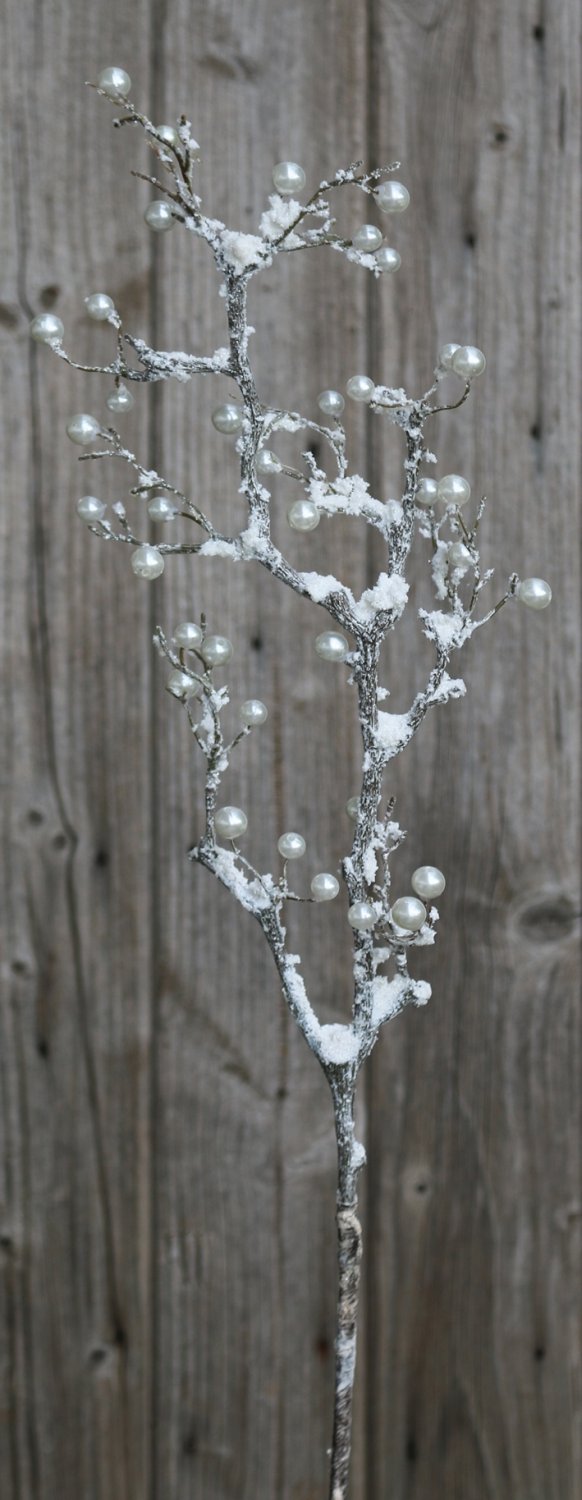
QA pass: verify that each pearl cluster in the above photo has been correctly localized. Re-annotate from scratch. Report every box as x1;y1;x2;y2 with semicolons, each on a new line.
389;866;446;934
416;473;472;509
438;343;487;380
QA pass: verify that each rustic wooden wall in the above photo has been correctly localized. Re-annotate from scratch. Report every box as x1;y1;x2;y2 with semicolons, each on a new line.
1;1;580;1498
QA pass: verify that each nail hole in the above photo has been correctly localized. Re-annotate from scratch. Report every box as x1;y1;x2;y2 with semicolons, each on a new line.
27;809;44;826
52;832;68;851
95;848;109;868
530;421;541;441
88;1345;108;1367
415;1180;428;1194
114;1324;127;1349
36;1038;49;1058
534;1345;546;1361
532;23;545;41
39;285;61;309
465;231;476;248
250;635;263;651
315;1336;331;1360
182;1428;198;1456
11;958;30;977
494;128;508;144
406;1434;418;1462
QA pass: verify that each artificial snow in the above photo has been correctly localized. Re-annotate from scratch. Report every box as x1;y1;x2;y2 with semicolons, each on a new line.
220;229;269;272
375;711;412;754
362;845;378;885
356;571;409;620
430;672;467;704
259;194;303;239
319;1023;360;1065
198;538;239;559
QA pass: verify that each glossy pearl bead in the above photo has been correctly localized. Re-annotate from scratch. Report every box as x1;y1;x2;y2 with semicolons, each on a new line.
131;545;165;579
98;67;132;99
85;292;115;321
517;577;552;610
375;180;410;213
411;865;446;900
451;345;486;379
437;474;471;507
346;797;359;820
317;389;345;417
240;699;268;726
174;621;203;649
166;669;200;701
202;635;233;667
315;631;348;662
311;873;339;901
157;124;179;147
288;500;320;531
348;901;376;930
215;806;248;840
346;374;374;402
278;832;306;860
147;495;178;521
30;313;64;344
212;403;243;434
272;161;306;195
66;413;100;445
449;541;471;569
77;495;106;522
144;200;174;232
375;246;401;273
255;448;281;475
390;895;427;932
438;342;461;371
353;224;383;253
416;477;439;507
106;383;134;413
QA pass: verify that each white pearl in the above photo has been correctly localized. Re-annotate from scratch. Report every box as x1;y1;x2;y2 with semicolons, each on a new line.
272;161;306;195
438;342;461;371
451;345;486;379
346;797;359;820
106;383;134;413
375;246;401;273
98;67;132;99
411;865;446;900
517;577;552;610
77;495;106;522
346;375;374;402
348;901;376;930
416;477;439;507
30;312;64;344
317;389;345;417
131;544;165;579
315;631;348;662
174;621;203;649
147;495;178;521
215;806;248;840
166;669;200;701
66;413;100;445
288;500;320;531
144;200;174;232
311;873;339;901
84;292;115;321
212;403;243;434
278;832;306;860
375;180;410;213
390;895;426;932
437;474;471;507
157;124;179;147
202;635;233;667
353;224;383;252
448;541;471;570
240;699;268;726
255;448;281;474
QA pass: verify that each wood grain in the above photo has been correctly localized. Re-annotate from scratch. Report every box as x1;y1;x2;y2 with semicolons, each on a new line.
0;0;580;1497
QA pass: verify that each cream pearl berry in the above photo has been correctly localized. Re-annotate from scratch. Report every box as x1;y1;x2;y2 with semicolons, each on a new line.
375;180;410;213
272;161;306;195
97;67;132;99
353;224;383;253
202;635;233;667
77;495;106;522
157;124;180;148
416;478;439;507
390;895;426;932
317;389;345;418
144;200;174;232
66;413;100;445
452;345;486;379
375;246;401;273
278;832;306;860
147;495;178;521
212;403;243;435
448;541;472;570
288;500;320;532
437;474;471;507
311;873;339;901
315;631;348;662
438;342;461;371
346;374;374;402
346;797;359;820
348;901;376;931
517;577;552;610
255;448;281;475
411;865;446;901
215;806;248;840
240;699;268;727
106;384;134;413
30;312;64;344
174;621;203;650
85;292;115;321
166;669;200;701
131;545;165;580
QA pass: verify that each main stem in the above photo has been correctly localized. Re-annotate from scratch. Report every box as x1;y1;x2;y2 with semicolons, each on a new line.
328;1080;362;1500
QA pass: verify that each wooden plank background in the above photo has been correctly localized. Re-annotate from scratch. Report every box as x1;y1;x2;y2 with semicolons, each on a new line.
0;1;580;1497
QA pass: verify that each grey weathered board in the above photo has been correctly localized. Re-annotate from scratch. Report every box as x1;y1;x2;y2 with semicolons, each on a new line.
0;1;580;1497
